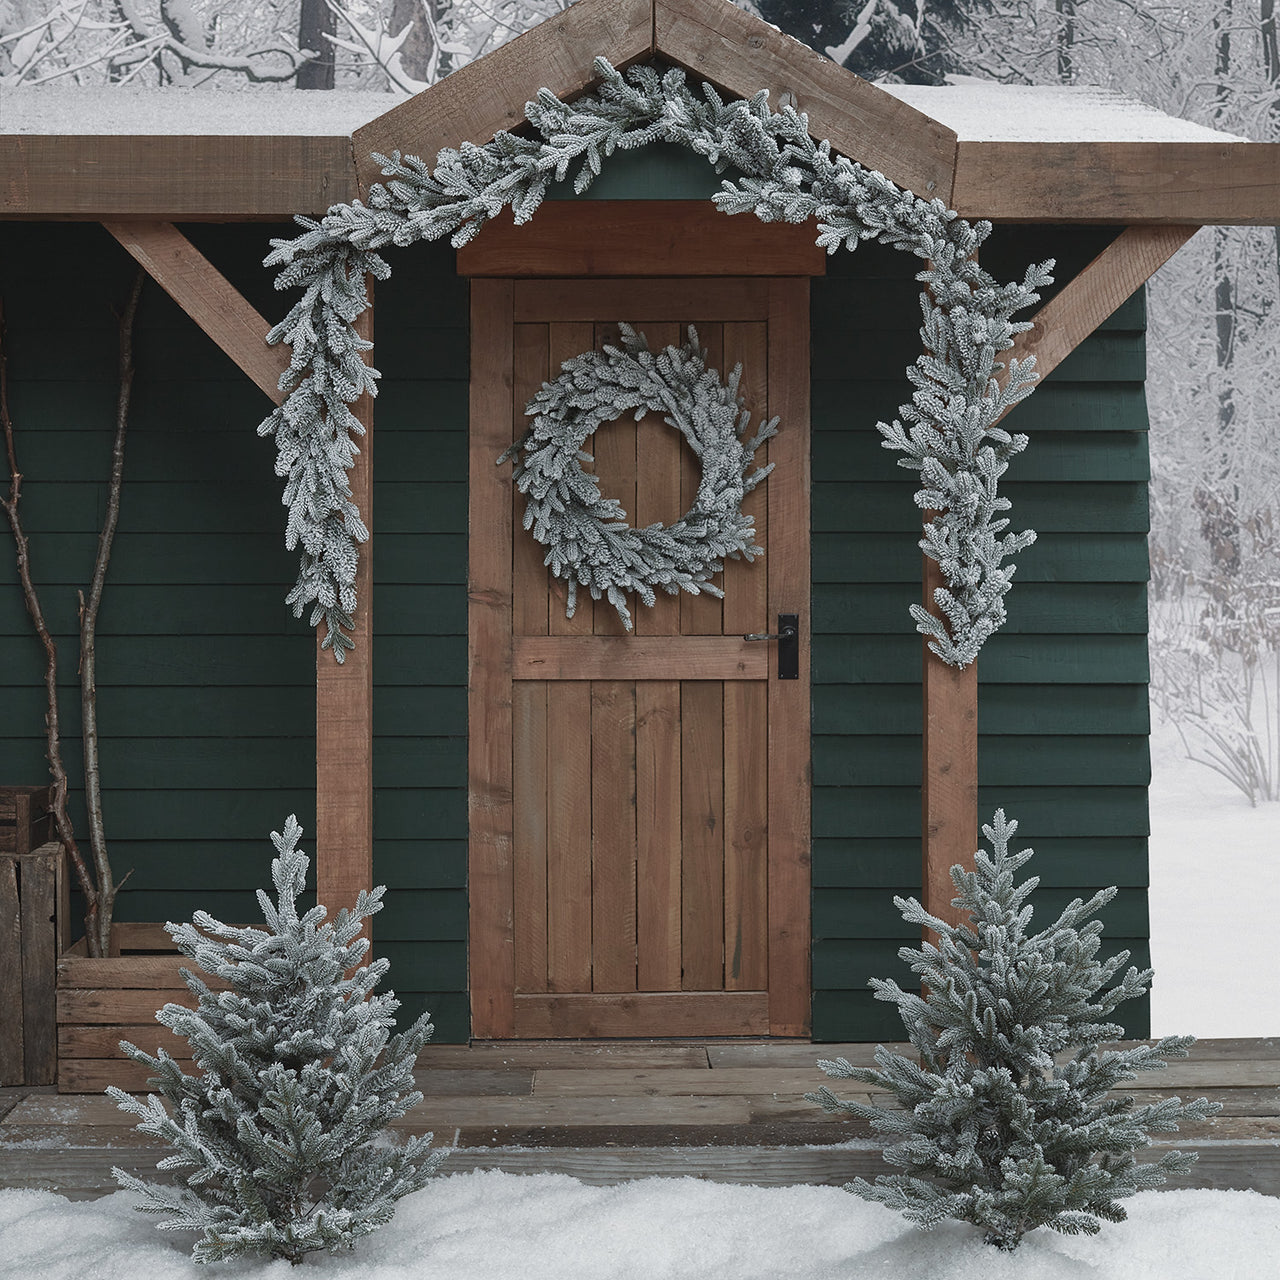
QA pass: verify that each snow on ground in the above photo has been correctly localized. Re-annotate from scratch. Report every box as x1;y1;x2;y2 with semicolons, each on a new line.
1147;713;1280;1038
0;1174;1277;1280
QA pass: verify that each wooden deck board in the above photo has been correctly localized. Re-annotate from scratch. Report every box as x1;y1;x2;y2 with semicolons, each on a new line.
415;1043;712;1069
532;1067;846;1096
4;1040;1278;1199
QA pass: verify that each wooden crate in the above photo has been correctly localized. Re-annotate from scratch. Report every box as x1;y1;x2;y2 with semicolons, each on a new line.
56;922;231;1093
0;840;69;1086
0;785;53;856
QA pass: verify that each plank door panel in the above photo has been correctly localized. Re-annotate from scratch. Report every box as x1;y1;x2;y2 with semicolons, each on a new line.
469;277;810;1039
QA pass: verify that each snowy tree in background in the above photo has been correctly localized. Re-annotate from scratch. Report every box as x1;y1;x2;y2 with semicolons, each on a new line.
107;815;444;1265
808;810;1220;1251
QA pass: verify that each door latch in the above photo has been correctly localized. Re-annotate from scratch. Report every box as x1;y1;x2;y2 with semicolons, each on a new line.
743;613;799;680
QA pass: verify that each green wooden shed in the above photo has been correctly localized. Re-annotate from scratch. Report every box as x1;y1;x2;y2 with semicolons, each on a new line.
2;0;1276;1090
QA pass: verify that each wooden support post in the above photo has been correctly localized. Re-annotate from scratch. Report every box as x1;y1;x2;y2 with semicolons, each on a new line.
467;279;516;1038
921;555;978;932
315;295;374;922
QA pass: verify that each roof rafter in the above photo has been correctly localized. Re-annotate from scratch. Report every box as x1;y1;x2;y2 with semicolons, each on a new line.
654;0;956;200
352;0;654;198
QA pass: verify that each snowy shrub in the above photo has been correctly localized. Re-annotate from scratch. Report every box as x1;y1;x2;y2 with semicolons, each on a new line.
808;809;1220;1251
108;815;445;1265
1150;502;1280;805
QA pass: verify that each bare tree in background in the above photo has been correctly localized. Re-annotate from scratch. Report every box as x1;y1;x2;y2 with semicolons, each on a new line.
943;1;1280;801
296;0;335;86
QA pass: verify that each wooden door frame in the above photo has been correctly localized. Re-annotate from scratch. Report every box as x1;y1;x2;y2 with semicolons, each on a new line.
466;274;812;1039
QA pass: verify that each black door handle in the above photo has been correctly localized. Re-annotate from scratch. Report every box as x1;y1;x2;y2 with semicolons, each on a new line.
742;613;799;679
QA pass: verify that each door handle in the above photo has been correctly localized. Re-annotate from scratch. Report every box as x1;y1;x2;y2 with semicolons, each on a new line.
743;613;799;680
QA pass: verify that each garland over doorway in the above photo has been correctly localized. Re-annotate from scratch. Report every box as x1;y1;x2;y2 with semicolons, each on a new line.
260;58;1052;667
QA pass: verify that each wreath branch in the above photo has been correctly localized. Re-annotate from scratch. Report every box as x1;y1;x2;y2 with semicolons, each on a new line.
261;57;1051;666
499;324;775;630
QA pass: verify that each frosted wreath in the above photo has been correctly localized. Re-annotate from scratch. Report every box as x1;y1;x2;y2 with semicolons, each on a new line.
261;57;1052;666
499;323;778;630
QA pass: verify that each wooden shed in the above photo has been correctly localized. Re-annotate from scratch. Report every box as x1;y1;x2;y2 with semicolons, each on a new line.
2;0;1277;1074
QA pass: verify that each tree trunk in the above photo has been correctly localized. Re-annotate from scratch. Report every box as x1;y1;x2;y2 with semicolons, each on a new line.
391;0;442;83
1208;1;1239;578
1056;0;1076;83
297;0;336;89
1262;0;1280;287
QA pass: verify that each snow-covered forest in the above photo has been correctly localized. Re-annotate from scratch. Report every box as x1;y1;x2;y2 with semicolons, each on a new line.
6;0;1275;806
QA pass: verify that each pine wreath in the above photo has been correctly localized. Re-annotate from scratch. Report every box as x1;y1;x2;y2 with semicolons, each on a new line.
499;323;778;630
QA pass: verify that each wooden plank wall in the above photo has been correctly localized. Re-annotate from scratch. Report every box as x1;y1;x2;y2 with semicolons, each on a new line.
0;223;318;941
810;226;1153;1041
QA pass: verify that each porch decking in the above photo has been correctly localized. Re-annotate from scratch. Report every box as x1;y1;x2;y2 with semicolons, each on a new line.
2;1038;1276;1201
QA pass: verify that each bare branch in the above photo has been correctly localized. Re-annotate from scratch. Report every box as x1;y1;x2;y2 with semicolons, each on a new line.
0;297;98;947
78;268;144;960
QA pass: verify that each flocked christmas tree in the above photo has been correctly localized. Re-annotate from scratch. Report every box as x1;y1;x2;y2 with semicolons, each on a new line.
808;809;1220;1251
108;815;445;1265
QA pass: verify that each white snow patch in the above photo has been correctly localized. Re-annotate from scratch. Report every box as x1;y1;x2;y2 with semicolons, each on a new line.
0;1174;1276;1279
880;82;1244;142
0;87;393;135
0;80;1241;144
1147;713;1280;1038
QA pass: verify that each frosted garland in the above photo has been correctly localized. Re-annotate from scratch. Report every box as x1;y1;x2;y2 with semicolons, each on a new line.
499;323;777;630
261;57;1053;665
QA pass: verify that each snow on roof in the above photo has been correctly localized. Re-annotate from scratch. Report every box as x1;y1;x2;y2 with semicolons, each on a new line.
880;80;1244;143
0;86;394;135
0;79;1243;145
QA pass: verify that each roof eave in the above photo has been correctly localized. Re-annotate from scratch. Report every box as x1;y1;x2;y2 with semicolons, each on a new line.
952;139;1280;226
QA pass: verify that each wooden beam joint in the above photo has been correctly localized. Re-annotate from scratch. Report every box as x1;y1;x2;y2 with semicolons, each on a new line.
102;220;287;405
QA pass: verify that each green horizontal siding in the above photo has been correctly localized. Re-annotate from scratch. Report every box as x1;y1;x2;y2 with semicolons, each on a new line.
0;223;317;951
814;634;1148;684
371;238;471;1041
811;683;1150;736
812;836;1149;889
814;736;1150;787
810;225;1150;1041
814;481;1148;533
813;583;1147;634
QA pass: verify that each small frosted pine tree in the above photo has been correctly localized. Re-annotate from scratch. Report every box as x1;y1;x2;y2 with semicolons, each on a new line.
808;809;1220;1251
108;815;445;1265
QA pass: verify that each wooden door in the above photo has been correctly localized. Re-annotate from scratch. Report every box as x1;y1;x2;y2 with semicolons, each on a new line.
468;277;810;1039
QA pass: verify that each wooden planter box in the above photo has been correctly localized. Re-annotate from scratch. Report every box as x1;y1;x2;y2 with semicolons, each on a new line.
0;784;54;855
56;922;227;1094
0;838;68;1086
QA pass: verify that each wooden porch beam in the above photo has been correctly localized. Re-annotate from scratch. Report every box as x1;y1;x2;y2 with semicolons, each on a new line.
951;141;1280;226
922;224;1196;930
107;222;375;918
1005;224;1199;386
102;221;288;405
655;0;956;201
3;136;358;219
315;298;374;921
